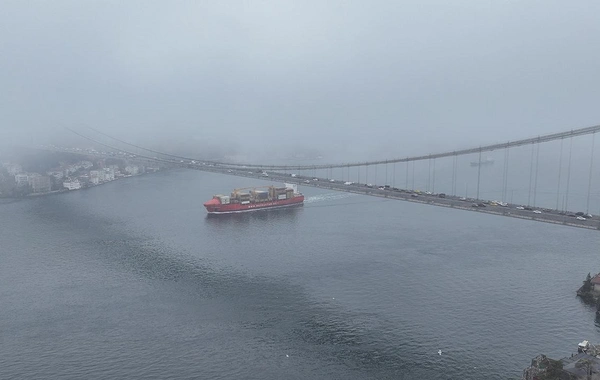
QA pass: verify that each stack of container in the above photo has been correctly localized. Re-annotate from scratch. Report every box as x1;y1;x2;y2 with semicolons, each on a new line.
253;190;269;201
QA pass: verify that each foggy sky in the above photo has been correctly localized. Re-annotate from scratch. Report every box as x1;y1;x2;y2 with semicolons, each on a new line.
1;1;599;162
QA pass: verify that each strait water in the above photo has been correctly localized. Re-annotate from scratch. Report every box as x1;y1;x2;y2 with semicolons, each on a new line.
1;169;600;379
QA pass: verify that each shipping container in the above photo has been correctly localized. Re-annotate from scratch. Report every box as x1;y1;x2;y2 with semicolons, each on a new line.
219;195;230;204
241;200;250;205
278;194;287;200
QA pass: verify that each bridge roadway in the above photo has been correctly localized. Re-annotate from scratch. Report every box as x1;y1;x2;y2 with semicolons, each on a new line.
35;146;600;230
195;165;600;231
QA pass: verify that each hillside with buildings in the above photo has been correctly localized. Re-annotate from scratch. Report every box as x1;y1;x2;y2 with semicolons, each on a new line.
0;153;160;198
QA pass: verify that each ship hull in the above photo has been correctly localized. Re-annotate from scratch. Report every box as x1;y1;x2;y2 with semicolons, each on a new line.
204;195;304;214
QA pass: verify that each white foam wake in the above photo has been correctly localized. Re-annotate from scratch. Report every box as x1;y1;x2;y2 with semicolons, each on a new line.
304;192;357;204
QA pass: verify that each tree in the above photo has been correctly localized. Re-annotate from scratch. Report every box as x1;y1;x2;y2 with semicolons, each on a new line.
575;358;594;380
539;358;566;380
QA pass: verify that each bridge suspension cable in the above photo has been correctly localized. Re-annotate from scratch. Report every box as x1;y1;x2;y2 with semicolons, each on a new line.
70;124;600;172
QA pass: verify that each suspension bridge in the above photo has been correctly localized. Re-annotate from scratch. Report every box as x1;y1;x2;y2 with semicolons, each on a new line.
39;124;600;230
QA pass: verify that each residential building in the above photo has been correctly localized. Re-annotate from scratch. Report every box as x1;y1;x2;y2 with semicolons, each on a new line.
3;163;22;175
31;176;51;193
47;171;64;180
63;179;81;190
14;173;29;187
124;165;139;175
103;168;115;181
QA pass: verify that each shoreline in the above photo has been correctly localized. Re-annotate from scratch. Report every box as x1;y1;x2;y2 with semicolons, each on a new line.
0;171;160;201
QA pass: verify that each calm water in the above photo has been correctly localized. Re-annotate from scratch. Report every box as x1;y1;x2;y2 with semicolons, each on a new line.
2;169;600;379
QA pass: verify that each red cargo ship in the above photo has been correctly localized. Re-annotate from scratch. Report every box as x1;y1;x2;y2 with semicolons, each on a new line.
203;183;304;214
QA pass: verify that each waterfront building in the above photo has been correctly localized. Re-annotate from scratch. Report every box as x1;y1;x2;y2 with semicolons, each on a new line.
30;176;51;193
63;179;81;190
14;173;29;187
103;168;115;181
124;165;139;175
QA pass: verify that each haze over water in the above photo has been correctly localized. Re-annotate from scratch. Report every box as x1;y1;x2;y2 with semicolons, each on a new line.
2;170;600;379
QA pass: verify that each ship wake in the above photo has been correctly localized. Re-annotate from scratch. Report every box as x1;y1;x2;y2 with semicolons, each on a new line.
304;193;358;204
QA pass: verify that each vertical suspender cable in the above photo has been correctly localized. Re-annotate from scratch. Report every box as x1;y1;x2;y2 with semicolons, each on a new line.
374;164;377;185
405;159;409;190
528;142;534;206
476;149;482;200
452;155;456;196
432;158;436;193
385;161;388;185
565;135;573;212
556;138;564;210
533;141;540;207
412;161;415;190
586;132;596;213
502;146;510;203
427;157;431;192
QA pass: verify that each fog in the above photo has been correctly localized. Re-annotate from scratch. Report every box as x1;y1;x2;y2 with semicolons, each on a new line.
1;1;599;162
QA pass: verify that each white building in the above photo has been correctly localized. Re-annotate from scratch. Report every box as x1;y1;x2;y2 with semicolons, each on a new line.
103;168;115;181
47;171;64;180
14;173;29;186
63;179;81;190
3;163;22;175
124;165;139;175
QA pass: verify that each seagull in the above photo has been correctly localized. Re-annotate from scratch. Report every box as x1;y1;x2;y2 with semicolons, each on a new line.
438;350;442;355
